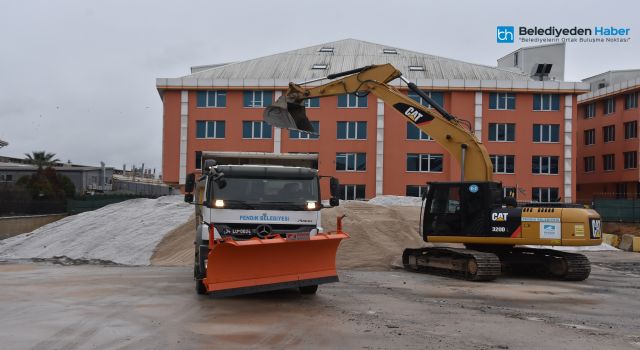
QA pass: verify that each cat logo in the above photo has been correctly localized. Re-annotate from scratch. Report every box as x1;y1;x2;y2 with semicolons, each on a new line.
491;212;509;222
404;107;424;122
392;103;434;125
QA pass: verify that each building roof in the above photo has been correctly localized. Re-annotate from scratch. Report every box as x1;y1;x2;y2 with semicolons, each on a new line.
182;39;531;81
582;69;640;82
157;38;590;93
578;76;640;103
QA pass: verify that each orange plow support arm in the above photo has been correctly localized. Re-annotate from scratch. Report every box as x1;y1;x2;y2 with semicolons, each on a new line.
203;231;348;297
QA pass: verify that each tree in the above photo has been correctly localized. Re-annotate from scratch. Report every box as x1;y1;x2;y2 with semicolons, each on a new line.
24;151;60;168
16;167;75;198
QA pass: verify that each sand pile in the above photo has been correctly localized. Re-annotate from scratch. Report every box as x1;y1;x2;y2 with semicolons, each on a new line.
0;196;192;265
150;200;427;270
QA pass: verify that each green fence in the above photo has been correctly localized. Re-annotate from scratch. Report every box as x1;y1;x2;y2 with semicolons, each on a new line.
593;198;640;222
67;194;157;215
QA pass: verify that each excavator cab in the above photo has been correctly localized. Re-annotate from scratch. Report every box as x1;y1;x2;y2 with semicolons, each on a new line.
424;182;503;239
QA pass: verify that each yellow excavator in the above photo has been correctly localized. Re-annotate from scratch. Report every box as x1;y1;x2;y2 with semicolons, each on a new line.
264;63;602;281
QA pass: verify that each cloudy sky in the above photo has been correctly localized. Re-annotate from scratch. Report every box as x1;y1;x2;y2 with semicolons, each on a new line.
1;0;637;175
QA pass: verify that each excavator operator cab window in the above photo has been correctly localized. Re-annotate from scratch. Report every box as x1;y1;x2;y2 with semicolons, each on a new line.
425;184;462;235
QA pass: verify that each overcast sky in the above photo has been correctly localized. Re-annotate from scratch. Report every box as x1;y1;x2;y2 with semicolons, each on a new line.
1;0;637;175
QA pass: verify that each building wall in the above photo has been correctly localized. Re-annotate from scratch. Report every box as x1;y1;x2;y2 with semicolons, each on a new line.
577;87;640;201
162;88;577;202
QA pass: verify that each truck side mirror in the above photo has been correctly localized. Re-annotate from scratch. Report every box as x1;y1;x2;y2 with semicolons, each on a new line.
185;173;196;193
203;159;217;173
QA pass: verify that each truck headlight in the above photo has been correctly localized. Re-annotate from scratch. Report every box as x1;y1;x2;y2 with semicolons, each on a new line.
306;201;317;210
214;199;225;208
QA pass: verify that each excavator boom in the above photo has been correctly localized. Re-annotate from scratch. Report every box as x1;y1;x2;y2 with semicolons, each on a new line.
264;63;493;181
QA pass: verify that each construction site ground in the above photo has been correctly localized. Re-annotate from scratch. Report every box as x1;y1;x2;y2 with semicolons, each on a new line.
2;198;640;349
1;251;639;350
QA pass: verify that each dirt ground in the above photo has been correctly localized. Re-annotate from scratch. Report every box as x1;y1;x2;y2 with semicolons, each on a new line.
2;251;640;350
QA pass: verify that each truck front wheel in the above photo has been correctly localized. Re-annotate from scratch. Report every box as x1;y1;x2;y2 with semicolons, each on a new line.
299;284;318;295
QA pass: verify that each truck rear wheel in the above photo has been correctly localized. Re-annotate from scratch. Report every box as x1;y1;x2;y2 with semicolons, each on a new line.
299;284;318;294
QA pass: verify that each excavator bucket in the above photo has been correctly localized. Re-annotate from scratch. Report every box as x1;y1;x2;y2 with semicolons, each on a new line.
203;232;348;297
264;96;315;133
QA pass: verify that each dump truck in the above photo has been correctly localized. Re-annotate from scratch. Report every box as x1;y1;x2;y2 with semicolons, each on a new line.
184;152;348;296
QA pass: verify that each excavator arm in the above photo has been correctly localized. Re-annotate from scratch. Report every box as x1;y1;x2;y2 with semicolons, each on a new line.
264;64;493;181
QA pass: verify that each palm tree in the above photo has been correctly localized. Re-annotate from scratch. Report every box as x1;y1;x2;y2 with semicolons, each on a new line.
24;151;60;168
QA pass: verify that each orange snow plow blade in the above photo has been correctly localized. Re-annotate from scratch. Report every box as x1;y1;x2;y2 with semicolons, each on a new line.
204;231;348;297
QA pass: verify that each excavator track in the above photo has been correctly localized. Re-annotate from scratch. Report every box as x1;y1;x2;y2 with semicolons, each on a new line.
495;248;591;281
402;247;501;281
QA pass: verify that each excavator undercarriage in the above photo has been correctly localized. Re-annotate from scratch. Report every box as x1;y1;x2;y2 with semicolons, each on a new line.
402;246;591;282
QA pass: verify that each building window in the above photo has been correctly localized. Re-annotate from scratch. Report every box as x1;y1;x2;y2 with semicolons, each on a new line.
503;187;517;198
514;52;518;66
603;154;615;171
624;121;638;139
406;185;428;197
312;64;328;70
532;187;559;202
242;121;272;139
603;125;616;143
490;155;515;174
337;121;367;140
584;156;595;172
533;94;560;111
319;47;334;53
196;121;225;139
304;98;320;108
603;97;616;115
407;154;443;172
337;93;367;108
584;129;596;145
340;184;365;200
532;156;559;174
290;121;319;139
488;123;516;142
336;153;366;171
0;174;13;182
488;93;516;110
196;91;227;108
195;151;202;170
408;90;444;109
584;103;596;118
243;90;273;108
624;151;638;169
533;124;559;143
406;122;432;140
625;92;638;109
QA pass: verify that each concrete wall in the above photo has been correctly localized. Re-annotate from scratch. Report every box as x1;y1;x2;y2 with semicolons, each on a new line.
0;214;66;239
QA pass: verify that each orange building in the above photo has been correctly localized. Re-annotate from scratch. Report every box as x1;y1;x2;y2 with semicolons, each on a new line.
577;70;640;202
157;40;589;202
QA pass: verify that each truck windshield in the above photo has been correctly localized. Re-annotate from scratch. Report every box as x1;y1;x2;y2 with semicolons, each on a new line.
211;177;319;206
